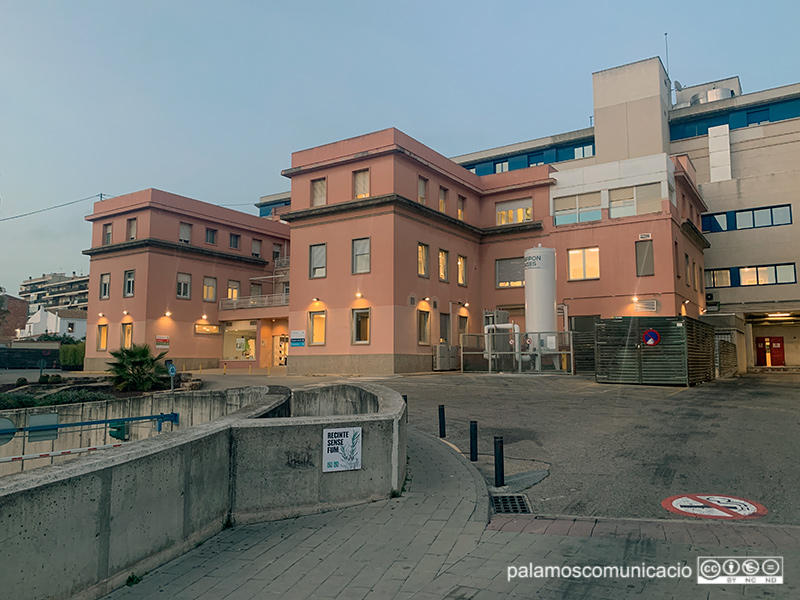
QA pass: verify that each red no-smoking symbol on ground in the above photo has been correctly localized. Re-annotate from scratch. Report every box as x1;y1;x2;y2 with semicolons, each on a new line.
661;494;767;520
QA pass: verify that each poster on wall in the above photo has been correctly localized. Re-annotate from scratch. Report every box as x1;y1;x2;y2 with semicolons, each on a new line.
235;337;246;351
290;330;306;347
155;335;170;349
322;427;362;472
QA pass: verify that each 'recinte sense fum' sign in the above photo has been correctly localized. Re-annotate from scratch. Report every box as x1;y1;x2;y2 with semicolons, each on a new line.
323;427;362;472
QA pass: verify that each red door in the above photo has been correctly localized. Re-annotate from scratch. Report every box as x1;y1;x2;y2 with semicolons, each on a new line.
756;337;767;366
770;337;786;367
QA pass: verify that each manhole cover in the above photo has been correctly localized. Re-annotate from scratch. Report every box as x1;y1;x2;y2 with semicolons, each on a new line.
491;494;531;514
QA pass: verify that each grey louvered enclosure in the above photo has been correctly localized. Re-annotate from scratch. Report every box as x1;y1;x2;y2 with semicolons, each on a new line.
594;316;715;386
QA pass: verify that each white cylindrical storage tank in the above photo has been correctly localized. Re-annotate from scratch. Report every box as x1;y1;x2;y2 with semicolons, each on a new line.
524;246;557;333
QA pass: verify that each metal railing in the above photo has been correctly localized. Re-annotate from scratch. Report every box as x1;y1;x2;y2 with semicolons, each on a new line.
219;293;289;310
274;256;290;269
460;331;574;374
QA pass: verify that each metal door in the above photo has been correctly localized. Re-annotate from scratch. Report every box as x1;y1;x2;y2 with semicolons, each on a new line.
755;337;768;366
770;337;786;366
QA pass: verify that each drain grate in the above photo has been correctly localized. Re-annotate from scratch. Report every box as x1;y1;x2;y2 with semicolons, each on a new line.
491;494;532;514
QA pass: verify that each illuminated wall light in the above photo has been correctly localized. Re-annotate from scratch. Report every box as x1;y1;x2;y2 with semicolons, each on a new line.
768;313;790;317
98;312;104;317
202;314;207;320
312;297;320;302
423;297;431;302
464;302;469;308
122;310;129;315
165;311;172;317
355;292;362;298
632;296;638;303
683;300;690;305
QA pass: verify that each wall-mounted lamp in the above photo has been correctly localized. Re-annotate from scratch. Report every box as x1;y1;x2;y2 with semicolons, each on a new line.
312;297;320;302
165;311;172;317
98;312;104;317
355;292;362;298
464;302;470;308
683;300;690;305
122;310;129;315
202;314;207;320
632;296;639;303
423;297;431;302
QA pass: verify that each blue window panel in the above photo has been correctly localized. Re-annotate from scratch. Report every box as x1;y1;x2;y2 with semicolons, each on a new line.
730;268;740;288
747;109;769;126
770;99;800;122
555;146;574;162
474;162;494;176
729;111;748;130
701;215;712;233
528;152;545;166
726;211;737;231
509;155;528;171
543;149;557;164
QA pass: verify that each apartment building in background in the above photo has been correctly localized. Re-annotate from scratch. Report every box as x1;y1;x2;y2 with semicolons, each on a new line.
19;272;89;315
0;294;28;346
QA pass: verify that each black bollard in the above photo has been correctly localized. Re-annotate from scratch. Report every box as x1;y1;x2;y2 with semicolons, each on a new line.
494;436;505;487
469;421;478;462
438;405;446;438
402;395;408;423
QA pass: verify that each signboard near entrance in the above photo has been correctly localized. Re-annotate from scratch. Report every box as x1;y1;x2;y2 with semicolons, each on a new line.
323;427;362;472
155;335;170;349
290;330;306;347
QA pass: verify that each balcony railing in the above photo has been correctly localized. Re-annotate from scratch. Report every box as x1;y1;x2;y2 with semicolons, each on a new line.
219;293;289;311
274;256;290;270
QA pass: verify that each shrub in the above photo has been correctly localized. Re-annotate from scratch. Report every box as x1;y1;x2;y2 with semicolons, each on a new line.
60;342;85;368
15;377;28;387
107;344;168;392
38;374;50;384
49;374;63;384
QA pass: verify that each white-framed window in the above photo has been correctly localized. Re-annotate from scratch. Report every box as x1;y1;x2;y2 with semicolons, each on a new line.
102;223;112;245
417;309;430;345
352;238;370;274
439;187;447;212
496;198;533;225
309;311;326;345
203;277;217;302
97;324;108;351
418;176;427;204
352;308;370;344
126;218;137;240
311;178;327;206
635;240;654;277
177;273;191;299
609;183;662;218
99;273;110;299
206;228;217;244
438;249;449;282
179;222;192;244
496;258;524;288
230;233;240;249
123;270;135;297
227;280;240;299
574;145;594;159
457;196;465;221
417;243;429;277
553;192;601;225
310;243;326;278
252;239;261;258
121;323;133;349
353;169;370;199
568;248;600;280
458;255;467;286
495;161;509;173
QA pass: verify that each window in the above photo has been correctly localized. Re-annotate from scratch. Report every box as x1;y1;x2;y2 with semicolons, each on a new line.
67;322;75;334
457;196;465;221
99;274;110;299
227;281;240;299
179;222;192;244
250;283;262;296
553;192;601;225
693;261;698;290
609;183;662;219
126;218;137;240
777;264;797;284
458;316;468;340
310;243;327;278
494;161;509;173
568;248;600;280
496;257;524;288
417;243;429;277
439;313;450;344
438;249;449;281
203;277;217;302
496;198;533;225
736;211;753;229
309;311;326;345
123;270;135;297
703;205;792;232
574;145;594;159
418;176;427;204
352;238;370;274
311;178;327;206
230;233;240;249
97;324;108;351
635;240;654;277
102;223;112;245
457;255;467;286
747;108;769;126
252;239;261;258
705;269;731;288
684;254;691;285
177;273;191;299
353;169;369;198
701;214;729;233
439;187;447;212
121;323;133;349
273;243;282;261
205;228;217;244
417;310;430;345
352;308;370;344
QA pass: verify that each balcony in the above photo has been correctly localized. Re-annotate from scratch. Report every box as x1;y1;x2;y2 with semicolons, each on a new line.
274;256;290;270
219;293;289;311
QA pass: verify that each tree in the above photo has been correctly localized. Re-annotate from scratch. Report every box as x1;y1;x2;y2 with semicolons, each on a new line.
107;344;168;392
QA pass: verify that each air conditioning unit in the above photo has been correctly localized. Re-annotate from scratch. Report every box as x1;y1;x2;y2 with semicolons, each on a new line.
706;292;718;302
705;291;721;312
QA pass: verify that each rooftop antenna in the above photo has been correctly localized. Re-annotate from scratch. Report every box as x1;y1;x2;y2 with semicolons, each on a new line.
664;32;669;76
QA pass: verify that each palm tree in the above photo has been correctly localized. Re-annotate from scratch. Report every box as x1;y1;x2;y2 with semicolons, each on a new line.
107;344;168;392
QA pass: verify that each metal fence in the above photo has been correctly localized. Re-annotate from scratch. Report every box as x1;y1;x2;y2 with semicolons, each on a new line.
219;293;289;310
460;331;573;374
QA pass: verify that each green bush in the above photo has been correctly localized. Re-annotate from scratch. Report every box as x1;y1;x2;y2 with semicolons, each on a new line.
15;377;28;387
38;374;50;384
0;390;113;410
108;344;168;392
49;374;63;384
60;342;85;367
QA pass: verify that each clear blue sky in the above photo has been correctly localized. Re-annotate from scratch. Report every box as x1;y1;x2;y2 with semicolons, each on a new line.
1;0;798;293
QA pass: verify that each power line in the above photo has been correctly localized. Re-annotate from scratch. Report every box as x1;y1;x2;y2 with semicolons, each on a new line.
0;193;110;222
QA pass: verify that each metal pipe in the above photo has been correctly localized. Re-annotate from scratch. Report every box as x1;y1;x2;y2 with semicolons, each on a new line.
494;436;505;487
402;394;408;423
470;421;478;461
438;405;446;438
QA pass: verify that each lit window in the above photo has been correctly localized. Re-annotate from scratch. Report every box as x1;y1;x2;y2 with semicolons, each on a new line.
102;223;113;245
121;323;133;349
230;233;240;249
457;196;465;221
418;176;427;204
352;308;370;344
439;187;447;213
205;228;217;244
252;239;261;258
417;310;430;345
496;198;533;225
99;273;110;299
568;248;600;280
352;238;370;274
177;273;191;299
312;178;327;206
203;277;217;302
310;244;326;278
179;222;192;244
354;169;369;199
635;241;654;277
97;324;108;351
438;249;449;282
227;281;240;299
496;257;524;287
417;243;429;277
126;218;137;240
310;311;326;345
457;255;467;286
123;270;135;297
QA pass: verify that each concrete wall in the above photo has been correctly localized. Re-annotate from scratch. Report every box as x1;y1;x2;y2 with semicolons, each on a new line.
0;383;406;600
